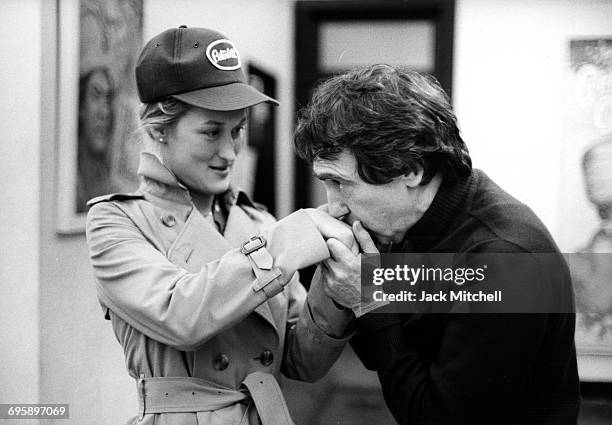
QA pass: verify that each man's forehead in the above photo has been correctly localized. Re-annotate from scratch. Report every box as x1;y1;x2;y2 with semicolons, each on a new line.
312;150;358;180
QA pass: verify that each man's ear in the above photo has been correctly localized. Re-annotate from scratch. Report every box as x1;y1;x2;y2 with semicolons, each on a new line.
400;167;424;188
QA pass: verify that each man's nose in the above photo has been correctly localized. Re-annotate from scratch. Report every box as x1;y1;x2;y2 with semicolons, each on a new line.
326;195;350;219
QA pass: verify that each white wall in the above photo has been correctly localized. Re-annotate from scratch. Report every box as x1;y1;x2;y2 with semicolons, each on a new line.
454;0;612;250
454;0;612;382
0;0;41;416
35;1;137;423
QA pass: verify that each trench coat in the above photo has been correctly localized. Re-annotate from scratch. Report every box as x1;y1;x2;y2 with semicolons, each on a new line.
86;152;352;425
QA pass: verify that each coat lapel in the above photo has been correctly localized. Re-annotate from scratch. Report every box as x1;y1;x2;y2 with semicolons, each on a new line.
169;205;279;336
167;208;232;268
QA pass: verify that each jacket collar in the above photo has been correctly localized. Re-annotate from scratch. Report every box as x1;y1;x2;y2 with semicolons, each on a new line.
398;169;477;252
137;152;280;333
136;151;254;212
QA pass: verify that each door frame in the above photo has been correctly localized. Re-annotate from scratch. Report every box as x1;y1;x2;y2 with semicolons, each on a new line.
294;0;456;208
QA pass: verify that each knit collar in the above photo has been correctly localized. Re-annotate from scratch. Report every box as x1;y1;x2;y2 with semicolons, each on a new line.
136;151;252;210
398;170;477;252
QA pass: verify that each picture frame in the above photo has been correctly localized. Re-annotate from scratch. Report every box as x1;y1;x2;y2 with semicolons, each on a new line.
56;0;143;234
246;63;278;215
559;38;612;381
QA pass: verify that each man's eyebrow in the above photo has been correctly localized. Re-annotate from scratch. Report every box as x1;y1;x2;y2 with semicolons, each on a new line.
313;171;349;181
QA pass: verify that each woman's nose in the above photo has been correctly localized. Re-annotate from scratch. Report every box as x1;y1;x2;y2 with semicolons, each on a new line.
217;135;237;161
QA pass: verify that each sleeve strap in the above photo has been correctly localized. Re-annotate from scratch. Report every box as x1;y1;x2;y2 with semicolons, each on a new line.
242;236;283;298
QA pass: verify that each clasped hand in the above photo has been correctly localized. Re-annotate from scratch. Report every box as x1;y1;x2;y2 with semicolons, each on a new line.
305;208;378;311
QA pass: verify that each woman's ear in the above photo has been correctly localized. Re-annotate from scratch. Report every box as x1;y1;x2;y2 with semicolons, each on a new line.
400;166;424;188
149;126;167;144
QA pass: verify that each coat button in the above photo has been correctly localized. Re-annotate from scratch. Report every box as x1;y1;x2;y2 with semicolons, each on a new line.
213;354;230;371
259;350;274;367
161;214;176;227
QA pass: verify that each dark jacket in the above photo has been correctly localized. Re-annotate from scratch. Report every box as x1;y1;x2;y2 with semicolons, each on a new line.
351;169;580;425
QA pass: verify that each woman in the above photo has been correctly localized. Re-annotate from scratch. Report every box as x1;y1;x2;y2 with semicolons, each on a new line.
86;26;354;425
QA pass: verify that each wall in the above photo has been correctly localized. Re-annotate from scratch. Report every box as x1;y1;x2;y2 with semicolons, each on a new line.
37;1;137;423
454;0;612;250
0;0;41;420
35;1;295;425
454;0;612;383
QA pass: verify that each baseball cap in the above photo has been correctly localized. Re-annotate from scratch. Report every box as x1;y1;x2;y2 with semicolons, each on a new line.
135;26;278;110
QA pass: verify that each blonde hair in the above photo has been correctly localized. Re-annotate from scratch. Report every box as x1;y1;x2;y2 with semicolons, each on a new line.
137;97;192;155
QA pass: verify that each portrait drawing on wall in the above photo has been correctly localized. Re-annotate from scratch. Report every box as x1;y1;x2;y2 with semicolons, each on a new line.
560;39;612;368
75;0;143;213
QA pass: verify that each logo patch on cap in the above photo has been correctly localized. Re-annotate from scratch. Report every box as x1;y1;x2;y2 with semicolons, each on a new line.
206;39;241;71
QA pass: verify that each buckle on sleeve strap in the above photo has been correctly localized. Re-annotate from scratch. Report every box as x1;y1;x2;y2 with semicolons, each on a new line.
241;236;273;270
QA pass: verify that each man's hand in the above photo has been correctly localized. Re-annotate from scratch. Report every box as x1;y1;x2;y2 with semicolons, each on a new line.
319;221;380;309
304;208;358;254
321;238;361;309
352;220;378;254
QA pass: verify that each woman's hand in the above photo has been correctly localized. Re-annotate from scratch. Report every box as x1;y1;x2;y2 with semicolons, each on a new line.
304;208;358;255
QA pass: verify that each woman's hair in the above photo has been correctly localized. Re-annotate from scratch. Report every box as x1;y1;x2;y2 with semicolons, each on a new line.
137;97;192;151
294;64;472;185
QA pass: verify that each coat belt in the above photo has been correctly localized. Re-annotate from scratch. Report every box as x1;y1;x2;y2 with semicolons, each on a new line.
136;372;295;425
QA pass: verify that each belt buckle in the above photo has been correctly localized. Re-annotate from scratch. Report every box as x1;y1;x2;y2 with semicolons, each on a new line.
241;236;267;255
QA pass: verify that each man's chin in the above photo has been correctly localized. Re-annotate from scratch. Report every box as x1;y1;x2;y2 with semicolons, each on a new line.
374;237;395;251
363;228;402;252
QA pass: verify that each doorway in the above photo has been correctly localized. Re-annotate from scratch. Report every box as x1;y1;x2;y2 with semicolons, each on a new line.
294;0;456;208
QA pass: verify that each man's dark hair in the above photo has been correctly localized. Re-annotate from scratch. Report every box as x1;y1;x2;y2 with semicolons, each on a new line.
294;64;472;185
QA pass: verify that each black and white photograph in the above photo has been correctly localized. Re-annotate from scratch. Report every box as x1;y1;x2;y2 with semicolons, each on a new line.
1;0;612;424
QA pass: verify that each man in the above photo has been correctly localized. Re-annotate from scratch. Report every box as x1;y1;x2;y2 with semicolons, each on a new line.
294;64;580;424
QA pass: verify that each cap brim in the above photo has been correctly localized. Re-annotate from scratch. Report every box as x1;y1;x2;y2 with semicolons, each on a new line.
171;82;279;111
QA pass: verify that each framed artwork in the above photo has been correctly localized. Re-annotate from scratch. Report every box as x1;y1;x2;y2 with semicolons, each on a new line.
559;38;612;381
243;63;278;215
56;0;143;233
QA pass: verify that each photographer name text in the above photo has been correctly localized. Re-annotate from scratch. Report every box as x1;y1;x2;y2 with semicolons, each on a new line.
373;289;502;303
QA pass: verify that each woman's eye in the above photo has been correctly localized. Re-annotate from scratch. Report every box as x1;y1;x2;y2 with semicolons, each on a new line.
202;130;218;138
231;126;245;138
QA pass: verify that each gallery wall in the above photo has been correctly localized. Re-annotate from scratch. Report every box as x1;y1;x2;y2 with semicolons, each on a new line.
454;0;612;252
0;0;41;414
453;0;612;381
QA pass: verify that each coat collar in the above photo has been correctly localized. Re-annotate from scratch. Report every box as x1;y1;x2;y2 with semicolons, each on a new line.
135;152;280;335
399;170;477;252
136;151;255;213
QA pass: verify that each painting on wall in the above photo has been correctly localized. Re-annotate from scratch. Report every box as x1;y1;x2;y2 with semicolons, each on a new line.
57;0;143;233
560;38;612;380
232;63;277;215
